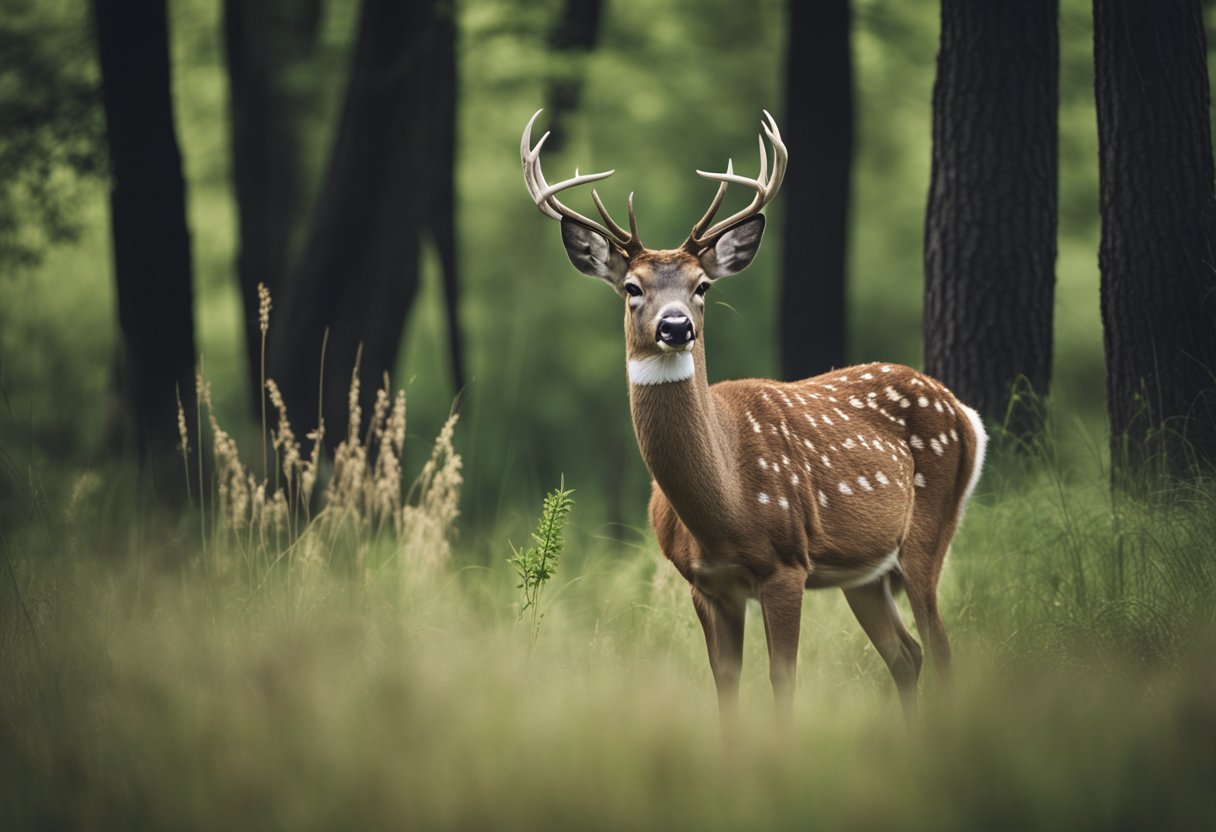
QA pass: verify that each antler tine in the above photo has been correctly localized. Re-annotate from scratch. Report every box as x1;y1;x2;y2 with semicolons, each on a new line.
684;160;732;248
521;108;639;251
682;111;788;249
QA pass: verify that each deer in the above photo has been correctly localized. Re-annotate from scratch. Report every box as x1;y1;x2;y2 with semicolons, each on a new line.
520;109;988;725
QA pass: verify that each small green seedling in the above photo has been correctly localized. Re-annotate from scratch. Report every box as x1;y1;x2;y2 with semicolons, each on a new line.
508;479;574;651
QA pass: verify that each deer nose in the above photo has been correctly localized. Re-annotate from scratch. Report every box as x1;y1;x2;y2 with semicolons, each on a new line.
657;315;695;347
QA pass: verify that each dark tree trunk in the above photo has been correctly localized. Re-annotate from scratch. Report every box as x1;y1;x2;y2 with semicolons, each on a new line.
779;0;852;380
430;8;464;397
540;0;603;153
222;0;323;413
923;0;1058;440
268;0;458;446
93;0;196;496
1094;0;1216;486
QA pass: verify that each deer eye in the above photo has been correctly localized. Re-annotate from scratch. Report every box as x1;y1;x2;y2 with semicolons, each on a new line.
625;283;643;298
694;282;711;297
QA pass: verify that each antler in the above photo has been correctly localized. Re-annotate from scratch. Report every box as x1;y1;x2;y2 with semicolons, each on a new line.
521;109;642;255
682;110;787;251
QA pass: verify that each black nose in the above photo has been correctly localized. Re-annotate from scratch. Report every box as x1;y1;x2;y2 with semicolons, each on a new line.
657;315;695;346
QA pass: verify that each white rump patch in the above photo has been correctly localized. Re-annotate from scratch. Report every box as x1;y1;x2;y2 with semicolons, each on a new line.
628;352;694;386
958;403;989;513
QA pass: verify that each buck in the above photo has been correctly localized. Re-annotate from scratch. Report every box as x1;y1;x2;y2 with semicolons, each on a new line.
521;110;987;723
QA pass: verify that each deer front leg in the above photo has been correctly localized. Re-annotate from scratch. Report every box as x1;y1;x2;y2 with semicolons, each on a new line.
759;569;806;722
691;586;745;729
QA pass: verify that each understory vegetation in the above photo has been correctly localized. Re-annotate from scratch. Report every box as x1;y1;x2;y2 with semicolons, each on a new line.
3;406;1214;831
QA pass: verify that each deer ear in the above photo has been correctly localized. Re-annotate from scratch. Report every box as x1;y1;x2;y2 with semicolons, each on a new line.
699;215;765;279
560;219;628;288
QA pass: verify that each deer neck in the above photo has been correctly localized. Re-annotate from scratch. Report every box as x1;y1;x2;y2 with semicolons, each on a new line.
627;339;740;538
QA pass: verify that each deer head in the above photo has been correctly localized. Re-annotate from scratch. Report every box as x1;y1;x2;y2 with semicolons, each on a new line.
521;111;787;379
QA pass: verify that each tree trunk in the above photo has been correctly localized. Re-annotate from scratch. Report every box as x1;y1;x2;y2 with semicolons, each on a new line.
93;0;196;497
222;0;323;413
1094;0;1216;486
923;0;1058;441
268;0;458;446
540;0;603;153
779;0;852;380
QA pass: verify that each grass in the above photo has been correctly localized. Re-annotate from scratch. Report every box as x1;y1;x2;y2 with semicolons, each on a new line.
3;406;1216;831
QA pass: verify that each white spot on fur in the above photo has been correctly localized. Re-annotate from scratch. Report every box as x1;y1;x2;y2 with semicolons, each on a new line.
822;414;833;426
934;400;944;413
900;399;911;409
857;476;873;491
834;408;850;421
790;473;800;487
849;397;864;408
818;490;828;507
910;435;924;450
758;457;768;470
838;481;854;495
782;455;790;466
758;492;770;505
875;471;889;486
778;496;790;510
803;438;814;450
881;365;892;373
951;428;959;442
939;432;949;446
820;454;831;468
914;473;926;488
885;386;901;402
842;438;856;450
861;372;874;380
930;438;943;455
746;411;761;433
918;395;930;408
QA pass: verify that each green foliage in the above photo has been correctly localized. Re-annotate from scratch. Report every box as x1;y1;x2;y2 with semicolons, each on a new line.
0;0;103;269
508;477;574;649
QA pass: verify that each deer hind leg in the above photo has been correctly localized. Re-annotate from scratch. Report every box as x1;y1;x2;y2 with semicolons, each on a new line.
691;586;746;727
898;523;955;685
843;573;922;721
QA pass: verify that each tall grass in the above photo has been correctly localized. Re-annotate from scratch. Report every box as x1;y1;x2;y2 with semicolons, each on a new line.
2;398;1215;830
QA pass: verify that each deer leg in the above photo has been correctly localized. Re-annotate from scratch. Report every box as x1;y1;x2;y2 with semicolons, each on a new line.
691;586;745;728
758;570;805;722
843;574;922;721
900;536;953;687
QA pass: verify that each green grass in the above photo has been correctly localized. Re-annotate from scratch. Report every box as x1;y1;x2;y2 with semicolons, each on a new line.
3;417;1215;831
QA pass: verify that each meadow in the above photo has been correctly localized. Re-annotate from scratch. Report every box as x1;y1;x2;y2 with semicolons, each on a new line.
3;0;1216;828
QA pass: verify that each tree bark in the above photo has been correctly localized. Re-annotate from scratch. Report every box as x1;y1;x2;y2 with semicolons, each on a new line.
1094;0;1216;486
540;0;603;153
923;0;1058;441
222;0;323;412
93;0;196;496
268;0;458;446
779;0;852;380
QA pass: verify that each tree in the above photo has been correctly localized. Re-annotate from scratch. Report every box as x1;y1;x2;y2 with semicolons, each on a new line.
779;0;852;380
1093;0;1216;486
540;0;603;154
92;0;196;495
923;0;1058;440
222;0;324;411
268;0;460;446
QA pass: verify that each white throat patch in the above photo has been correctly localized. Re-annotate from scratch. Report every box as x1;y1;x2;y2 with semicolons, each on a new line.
628;352;695;386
